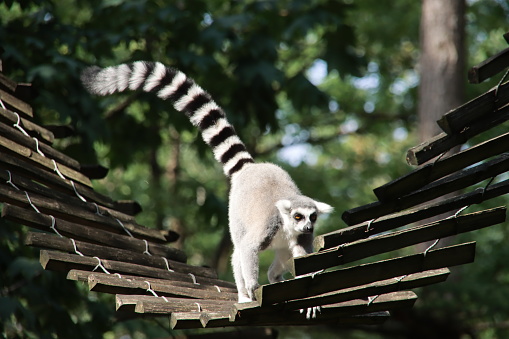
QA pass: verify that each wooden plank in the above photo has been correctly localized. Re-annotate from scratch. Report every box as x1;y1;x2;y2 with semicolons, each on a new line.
232;292;416;326
0;186;168;243
115;294;142;313
0;122;81;171
342;153;509;225
374;132;509;201
25;232;191;272
407;104;509;165
438;80;509;134
234;269;448;317
255;242;475;306
342;153;509;227
84;272;237;301
318;188;482;248
132;296;234;315
296;208;504;275
79;164;109;180
112;200;143;217
0;151;115;208
283;268;448;312
193;311;390;329
0;72;18;93
40;250;222;282
0;88;33;117
43;124;75;139
170;313;204;329
200;312;237;328
3;204;183;260
468;48;509;84
322;180;509;246
0;107;53;143
0;134;92;187
0;169;115;217
67;270;236;291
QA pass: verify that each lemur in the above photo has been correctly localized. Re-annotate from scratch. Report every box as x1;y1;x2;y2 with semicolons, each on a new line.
81;61;334;304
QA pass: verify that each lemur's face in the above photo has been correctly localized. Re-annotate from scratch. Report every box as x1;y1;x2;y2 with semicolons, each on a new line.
276;199;333;234
290;208;318;234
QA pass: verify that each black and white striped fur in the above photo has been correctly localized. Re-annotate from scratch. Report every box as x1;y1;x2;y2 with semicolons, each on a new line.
81;61;254;177
81;61;333;310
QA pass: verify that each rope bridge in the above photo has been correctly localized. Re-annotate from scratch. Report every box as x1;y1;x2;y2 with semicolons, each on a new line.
1;31;509;330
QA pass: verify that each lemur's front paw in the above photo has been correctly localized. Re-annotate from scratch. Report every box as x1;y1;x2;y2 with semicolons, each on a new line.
300;306;321;320
245;282;260;301
238;295;253;303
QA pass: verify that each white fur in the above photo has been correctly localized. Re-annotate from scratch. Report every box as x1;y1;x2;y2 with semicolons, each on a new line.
212;135;243;160
174;84;205;111
201;118;230;143
228;163;333;303
143;62;167;92
129;61;149;90
157;71;186;99
189;101;221;126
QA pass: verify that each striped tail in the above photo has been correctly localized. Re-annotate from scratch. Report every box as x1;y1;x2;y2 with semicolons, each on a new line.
81;61;254;177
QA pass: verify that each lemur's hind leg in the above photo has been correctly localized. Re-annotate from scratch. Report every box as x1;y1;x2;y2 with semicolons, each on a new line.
268;248;292;283
237;239;260;302
231;247;251;303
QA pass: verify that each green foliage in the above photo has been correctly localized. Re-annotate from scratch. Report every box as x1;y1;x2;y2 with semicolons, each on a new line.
2;0;509;338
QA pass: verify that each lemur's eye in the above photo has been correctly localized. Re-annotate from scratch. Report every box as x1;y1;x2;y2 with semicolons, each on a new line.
310;213;317;222
294;213;303;221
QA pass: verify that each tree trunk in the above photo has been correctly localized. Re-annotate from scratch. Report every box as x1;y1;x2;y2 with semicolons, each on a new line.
418;0;465;143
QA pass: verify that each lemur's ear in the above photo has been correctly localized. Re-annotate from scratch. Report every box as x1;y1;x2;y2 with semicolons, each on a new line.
314;201;334;214
275;199;292;215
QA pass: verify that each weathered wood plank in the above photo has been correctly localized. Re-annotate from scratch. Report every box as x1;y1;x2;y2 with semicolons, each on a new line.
0;134;92;187
233;269;447;318
0;122;81;171
0;88;33;117
3;204;183;260
0;72;18;93
0;186;167;243
112;200;143;217
0;107;54;143
233;292;416;326
79;164;109;180
296;208;504;275
407;103;509;165
42;124;75;139
468;48;509;84
83;272;237;300
375;132;509;201
283;268;448;312
0;169;117;219
438;81;509;134
318;188;481;249
132;296;234;315
0;152;115;208
25;232;190;272
200;312;238;328
67;270;236;291
170;313;204;329
320;180;509;248
195;311;390;329
342;153;509;226
256;242;475;306
40;250;222;282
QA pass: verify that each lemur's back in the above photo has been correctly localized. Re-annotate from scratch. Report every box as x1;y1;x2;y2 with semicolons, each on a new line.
229;163;300;226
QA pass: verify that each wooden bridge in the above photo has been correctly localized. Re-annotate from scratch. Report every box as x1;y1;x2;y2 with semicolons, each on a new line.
1;31;509;331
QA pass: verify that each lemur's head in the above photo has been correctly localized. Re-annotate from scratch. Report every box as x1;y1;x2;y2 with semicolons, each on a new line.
275;196;333;234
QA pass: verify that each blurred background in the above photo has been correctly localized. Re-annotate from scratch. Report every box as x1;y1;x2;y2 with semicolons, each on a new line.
1;0;509;338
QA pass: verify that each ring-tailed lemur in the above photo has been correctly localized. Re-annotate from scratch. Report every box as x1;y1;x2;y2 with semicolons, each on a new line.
81;61;333;304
